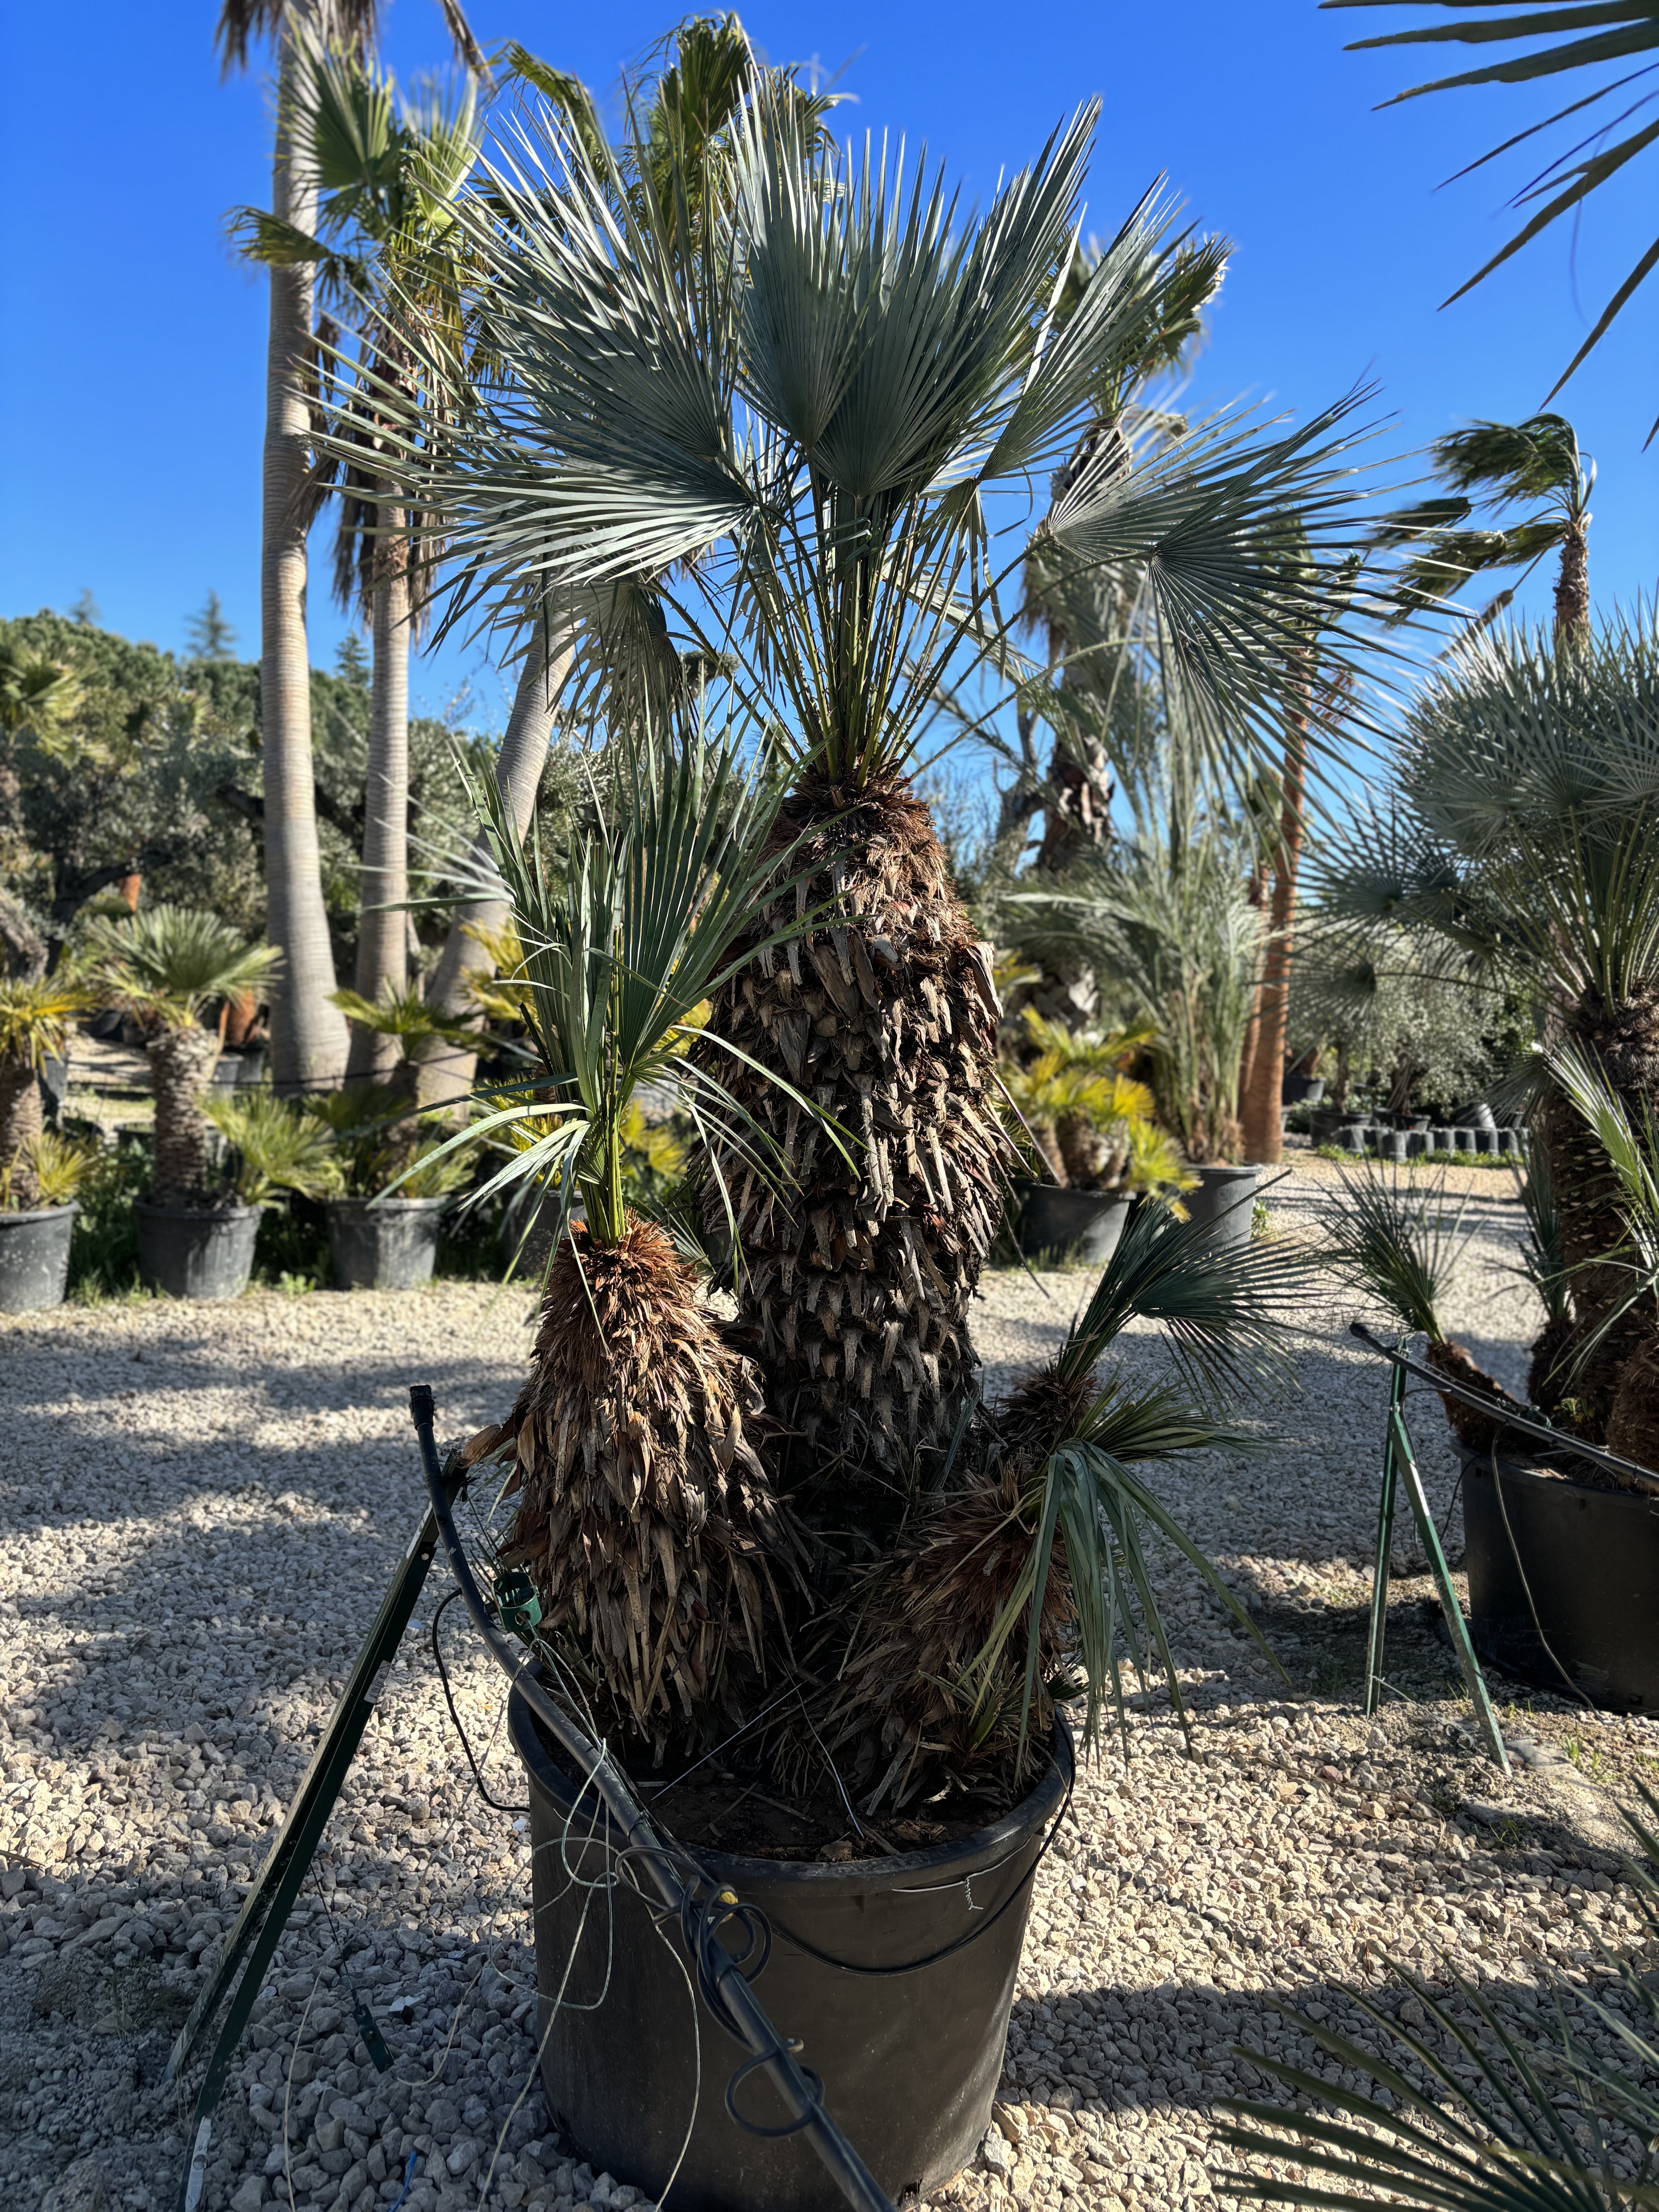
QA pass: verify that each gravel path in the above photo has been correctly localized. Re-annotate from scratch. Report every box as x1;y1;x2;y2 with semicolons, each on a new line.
3;1171;1656;2212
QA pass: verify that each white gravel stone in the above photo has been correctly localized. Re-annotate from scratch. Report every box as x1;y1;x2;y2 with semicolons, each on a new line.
2;1181;1654;2212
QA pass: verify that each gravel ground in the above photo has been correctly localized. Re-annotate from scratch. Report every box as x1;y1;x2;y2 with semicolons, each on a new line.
3;1168;1657;2212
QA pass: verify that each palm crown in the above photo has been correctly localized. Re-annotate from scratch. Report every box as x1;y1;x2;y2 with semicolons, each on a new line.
364;93;1388;781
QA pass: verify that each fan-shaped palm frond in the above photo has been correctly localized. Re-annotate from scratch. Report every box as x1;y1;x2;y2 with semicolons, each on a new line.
87;906;279;1030
205;1091;343;1204
1324;0;1659;429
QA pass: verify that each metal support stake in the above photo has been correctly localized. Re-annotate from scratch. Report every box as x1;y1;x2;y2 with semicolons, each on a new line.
1362;1363;1402;1718
165;1473;460;2212
1362;1363;1511;1777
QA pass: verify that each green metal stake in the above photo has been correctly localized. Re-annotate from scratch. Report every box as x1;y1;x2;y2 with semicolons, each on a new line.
1362;1364;1511;1777
1389;1394;1513;1776
166;1474;462;2212
1363;1364;1403;1717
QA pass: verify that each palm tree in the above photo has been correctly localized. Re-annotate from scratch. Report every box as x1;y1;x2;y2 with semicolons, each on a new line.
368;71;1388;1511
88;907;279;1204
1325;0;1659;431
0;977;89;1209
1373;414;1594;640
215;0;485;1094
1310;605;1659;1436
234;30;482;1085
444;714;824;1754
411;24;812;1111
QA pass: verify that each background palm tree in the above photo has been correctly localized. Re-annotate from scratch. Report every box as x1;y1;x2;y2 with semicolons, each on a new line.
1373;413;1595;640
235;29;483;1084
369;68;1391;1518
89;906;279;1204
1311;605;1659;1437
1324;0;1659;433
215;0;484;1094
0;977;88;1209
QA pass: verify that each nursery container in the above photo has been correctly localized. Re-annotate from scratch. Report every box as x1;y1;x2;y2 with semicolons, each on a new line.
510;1686;1072;2212
1013;1180;1132;1264
326;1196;448;1291
1183;1163;1259;1249
0;1204;77;1312
1457;1441;1659;1712
1281;1073;1326;1107
136;1201;261;1300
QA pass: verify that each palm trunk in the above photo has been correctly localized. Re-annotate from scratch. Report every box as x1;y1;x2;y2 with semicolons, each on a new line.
1553;518;1589;644
416;620;572;1109
1539;982;1659;1435
346;533;410;1086
1240;692;1309;1164
261;8;349;1096
698;780;1004;1512
148;1028;222;1205
0;1058;43;1207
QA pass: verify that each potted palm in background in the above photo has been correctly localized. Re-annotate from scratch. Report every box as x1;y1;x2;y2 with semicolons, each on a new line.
0;974;96;1310
305;1075;474;1289
88;905;279;1298
361;27;1398;2206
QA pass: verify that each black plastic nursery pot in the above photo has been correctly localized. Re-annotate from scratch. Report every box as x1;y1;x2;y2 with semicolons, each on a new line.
1013;1180;1132;1265
0;1203;78;1313
135;1200;261;1300
509;1688;1073;2212
1183;1163;1259;1250
1456;1441;1659;1712
326;1196;448;1291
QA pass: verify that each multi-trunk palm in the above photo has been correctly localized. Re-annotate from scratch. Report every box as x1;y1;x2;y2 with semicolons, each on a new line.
371;89;1386;1536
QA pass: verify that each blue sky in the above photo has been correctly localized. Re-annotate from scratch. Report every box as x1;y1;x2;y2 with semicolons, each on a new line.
3;0;1656;735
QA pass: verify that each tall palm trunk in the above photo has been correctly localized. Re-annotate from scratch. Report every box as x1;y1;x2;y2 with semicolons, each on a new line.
346;523;410;1085
1239;691;1309;1163
416;620;572;1109
0;1059;43;1207
700;781;1003;1511
148;1028;222;1204
1553;517;1590;642
261;8;349;1095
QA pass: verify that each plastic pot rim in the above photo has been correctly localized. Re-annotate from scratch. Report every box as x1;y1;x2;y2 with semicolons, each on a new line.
0;1202;80;1226
510;1683;1074;1893
134;1198;264;1223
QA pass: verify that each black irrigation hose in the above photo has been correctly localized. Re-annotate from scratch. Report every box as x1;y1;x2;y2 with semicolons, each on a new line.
407;1385;896;2212
431;1589;532;1815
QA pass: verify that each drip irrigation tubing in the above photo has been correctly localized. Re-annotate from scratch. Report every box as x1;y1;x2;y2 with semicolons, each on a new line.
408;1384;897;2212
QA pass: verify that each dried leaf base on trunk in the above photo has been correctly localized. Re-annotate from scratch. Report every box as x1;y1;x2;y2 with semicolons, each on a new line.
813;1364;1096;1819
698;780;1004;1504
483;1223;808;1762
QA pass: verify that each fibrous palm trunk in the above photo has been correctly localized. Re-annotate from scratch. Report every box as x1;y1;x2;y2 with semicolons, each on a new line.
1553;517;1590;643
1537;982;1659;1438
1239;692;1308;1165
698;780;1004;1509
477;1222;807;1759
148;1028;222;1205
261;7;349;1096
0;1058;43;1207
416;622;573;1109
346;533;410;1087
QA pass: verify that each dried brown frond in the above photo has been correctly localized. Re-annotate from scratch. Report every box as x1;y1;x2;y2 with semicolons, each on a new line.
802;1352;1094;1817
696;776;1006;1503
497;1221;809;1758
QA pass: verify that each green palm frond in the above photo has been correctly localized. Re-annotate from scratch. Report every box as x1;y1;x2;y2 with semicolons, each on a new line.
87;905;279;1030
352;89;1397;793
1319;1158;1472;1341
0;975;92;1070
1514;1135;1572;1326
422;705;846;1245
0;1132;99;1211
1324;0;1659;421
1057;1185;1321;1400
1221;1780;1659;2212
205;1092;342;1205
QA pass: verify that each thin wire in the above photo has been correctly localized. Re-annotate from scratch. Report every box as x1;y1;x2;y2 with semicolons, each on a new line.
432;1590;531;1814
